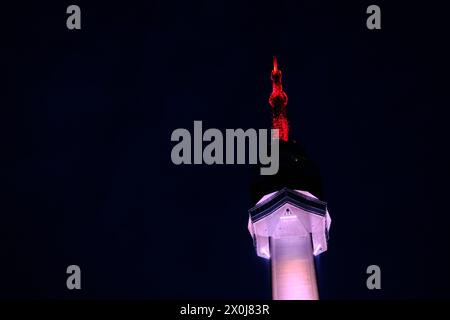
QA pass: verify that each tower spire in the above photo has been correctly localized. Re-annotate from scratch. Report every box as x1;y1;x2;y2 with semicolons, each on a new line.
269;56;289;141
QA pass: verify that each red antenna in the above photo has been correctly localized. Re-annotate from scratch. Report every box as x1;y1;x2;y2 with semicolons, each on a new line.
273;56;278;72
269;56;289;141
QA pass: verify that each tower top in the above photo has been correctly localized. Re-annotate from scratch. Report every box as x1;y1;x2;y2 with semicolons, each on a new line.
251;57;324;203
269;57;289;141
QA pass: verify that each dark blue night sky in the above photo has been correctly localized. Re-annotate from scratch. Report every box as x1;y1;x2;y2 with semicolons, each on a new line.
2;1;449;299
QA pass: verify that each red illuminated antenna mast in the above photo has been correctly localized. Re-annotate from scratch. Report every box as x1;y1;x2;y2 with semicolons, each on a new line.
269;56;289;142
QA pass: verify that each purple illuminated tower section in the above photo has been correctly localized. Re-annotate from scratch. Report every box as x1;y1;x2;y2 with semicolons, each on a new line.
248;58;332;300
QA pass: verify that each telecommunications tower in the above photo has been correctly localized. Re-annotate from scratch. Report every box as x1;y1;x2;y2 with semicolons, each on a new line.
248;57;331;300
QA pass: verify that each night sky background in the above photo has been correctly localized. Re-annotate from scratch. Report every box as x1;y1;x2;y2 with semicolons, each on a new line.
2;1;450;299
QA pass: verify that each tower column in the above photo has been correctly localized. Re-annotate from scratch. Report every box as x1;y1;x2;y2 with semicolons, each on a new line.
270;234;319;300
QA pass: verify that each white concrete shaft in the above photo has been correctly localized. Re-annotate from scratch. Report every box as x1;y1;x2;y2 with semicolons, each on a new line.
270;234;318;300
